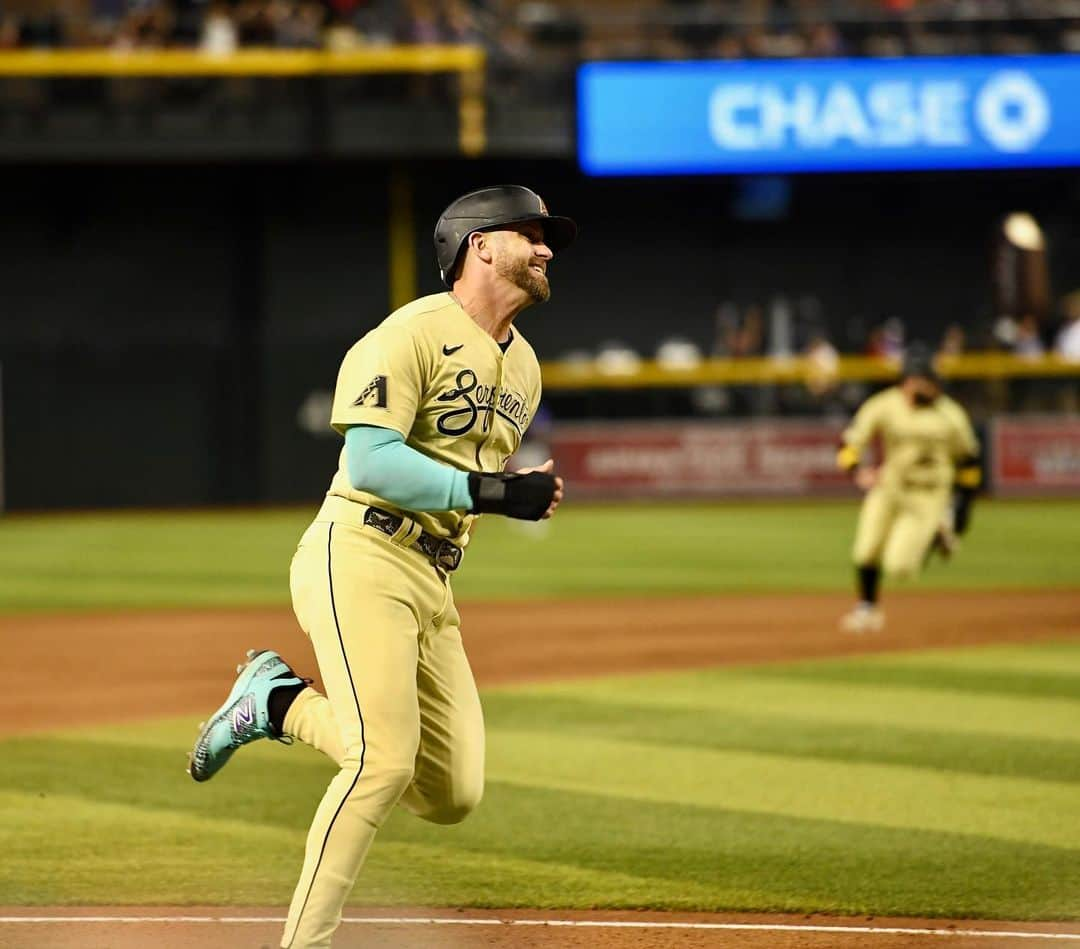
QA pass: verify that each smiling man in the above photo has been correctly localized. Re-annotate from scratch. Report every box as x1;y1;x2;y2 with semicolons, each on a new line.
188;185;575;948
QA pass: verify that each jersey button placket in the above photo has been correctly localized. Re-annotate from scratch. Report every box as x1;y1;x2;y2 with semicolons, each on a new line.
477;344;505;472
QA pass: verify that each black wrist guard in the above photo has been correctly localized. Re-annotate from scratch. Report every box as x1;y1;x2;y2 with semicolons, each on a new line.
467;471;556;521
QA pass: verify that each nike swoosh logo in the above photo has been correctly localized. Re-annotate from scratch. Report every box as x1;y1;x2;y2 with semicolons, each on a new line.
442;344;464;356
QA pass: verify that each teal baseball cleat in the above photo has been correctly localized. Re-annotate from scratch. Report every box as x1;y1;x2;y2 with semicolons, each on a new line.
187;649;304;783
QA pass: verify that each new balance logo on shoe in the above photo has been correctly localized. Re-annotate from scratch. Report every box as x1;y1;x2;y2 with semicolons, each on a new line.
232;695;256;731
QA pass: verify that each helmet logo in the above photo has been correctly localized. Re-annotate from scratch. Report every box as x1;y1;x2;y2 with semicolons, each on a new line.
537;197;548;215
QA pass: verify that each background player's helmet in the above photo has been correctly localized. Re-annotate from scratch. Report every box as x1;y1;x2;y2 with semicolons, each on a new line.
434;185;577;287
901;342;940;382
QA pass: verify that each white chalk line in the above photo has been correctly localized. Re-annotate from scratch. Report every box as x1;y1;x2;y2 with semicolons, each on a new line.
0;916;1078;940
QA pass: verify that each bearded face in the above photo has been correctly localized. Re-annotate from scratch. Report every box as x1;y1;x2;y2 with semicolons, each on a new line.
904;376;941;407
492;227;551;303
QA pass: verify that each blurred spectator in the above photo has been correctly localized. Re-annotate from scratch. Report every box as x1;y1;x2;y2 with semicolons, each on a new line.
112;2;173;49
0;15;20;49
235;0;278;46
325;11;365;50
656;337;704;370
714;302;764;357
443;0;484;45
201;1;237;54
3;0;1078;56
1012;313;1045;360
1056;293;1080;363
805;20;843;56
595;340;643;376
866;317;904;360
1006;313;1053;411
713;301;766;413
767;295;794;360
274;1;326;48
803;331;840;398
710;31;745;58
938;323;966;357
397;0;445;44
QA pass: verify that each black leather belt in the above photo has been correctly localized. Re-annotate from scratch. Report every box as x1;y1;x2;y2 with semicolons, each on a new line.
363;506;463;572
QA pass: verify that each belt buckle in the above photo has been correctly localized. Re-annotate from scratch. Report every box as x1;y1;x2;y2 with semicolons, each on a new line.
435;541;462;572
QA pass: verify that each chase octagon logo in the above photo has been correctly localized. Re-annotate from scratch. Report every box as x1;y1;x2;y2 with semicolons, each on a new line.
975;70;1050;153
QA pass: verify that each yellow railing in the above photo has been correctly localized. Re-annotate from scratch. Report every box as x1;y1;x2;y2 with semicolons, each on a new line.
0;47;487;153
540;352;1080;390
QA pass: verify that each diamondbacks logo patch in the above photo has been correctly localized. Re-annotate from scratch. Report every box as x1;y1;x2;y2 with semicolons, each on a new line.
353;375;388;409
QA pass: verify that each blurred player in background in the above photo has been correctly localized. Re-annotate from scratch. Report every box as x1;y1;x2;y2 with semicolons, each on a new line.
837;343;981;633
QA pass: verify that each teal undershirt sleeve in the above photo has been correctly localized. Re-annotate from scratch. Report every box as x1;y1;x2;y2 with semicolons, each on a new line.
344;424;473;513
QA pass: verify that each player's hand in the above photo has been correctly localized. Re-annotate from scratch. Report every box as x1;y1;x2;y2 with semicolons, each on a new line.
854;466;879;492
930;522;958;560
514;458;564;519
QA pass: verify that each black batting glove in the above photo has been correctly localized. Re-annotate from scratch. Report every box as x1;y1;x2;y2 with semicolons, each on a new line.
467;471;557;521
953;487;976;535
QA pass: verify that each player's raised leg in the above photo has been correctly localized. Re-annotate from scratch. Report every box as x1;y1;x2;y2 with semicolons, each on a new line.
281;521;445;949
843;487;895;634
398;593;485;826
881;489;951;580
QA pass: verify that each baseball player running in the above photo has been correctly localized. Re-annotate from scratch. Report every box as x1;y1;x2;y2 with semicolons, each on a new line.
187;185;574;948
837;343;981;633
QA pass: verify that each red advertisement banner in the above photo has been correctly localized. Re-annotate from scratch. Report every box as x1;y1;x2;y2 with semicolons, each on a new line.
992;416;1080;495
549;421;854;498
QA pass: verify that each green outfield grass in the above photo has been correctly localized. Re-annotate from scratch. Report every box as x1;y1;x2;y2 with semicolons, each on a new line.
2;640;1078;919
0;499;1077;612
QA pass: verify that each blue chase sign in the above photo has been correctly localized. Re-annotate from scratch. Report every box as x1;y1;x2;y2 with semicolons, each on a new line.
578;56;1080;175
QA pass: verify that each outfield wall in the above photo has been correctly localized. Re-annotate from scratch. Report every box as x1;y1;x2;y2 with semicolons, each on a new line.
548;416;1080;499
992;416;1080;496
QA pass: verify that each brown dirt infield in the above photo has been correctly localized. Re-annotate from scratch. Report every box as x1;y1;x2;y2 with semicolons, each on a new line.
1;907;1077;949
1;589;1077;948
1;589;1076;737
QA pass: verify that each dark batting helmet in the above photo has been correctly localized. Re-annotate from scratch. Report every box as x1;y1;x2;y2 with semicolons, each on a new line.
433;185;577;287
901;342;940;382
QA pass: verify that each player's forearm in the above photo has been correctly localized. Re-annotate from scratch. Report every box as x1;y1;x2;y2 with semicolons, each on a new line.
345;425;472;512
952;454;982;535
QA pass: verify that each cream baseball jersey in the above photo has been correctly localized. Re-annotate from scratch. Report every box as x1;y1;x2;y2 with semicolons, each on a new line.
842;386;978;490
327;292;542;543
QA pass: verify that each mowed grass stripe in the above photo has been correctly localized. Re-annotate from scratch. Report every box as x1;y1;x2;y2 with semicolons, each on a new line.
742;642;1080;701
4;780;1079;918
2;500;1078;611
6;691;1078;817
485;731;1080;850
482;692;1080;784
750;662;1080;701
518;674;1080;743
876;642;1080;676
0;737;333;829
0;788;307;904
0;788;730;909
382;782;1080;919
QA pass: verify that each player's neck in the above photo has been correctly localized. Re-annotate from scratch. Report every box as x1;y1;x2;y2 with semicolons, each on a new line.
449;284;529;345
